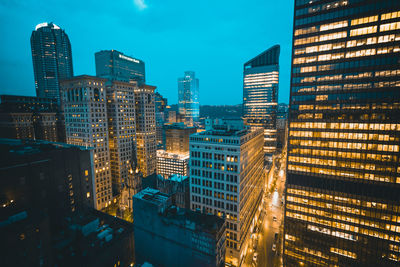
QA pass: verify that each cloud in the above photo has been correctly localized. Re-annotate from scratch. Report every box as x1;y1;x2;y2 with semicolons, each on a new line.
134;0;147;10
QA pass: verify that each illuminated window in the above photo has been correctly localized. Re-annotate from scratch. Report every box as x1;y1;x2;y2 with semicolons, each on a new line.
350;26;377;36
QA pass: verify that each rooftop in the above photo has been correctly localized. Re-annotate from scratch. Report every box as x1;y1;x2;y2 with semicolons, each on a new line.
35;22;60;31
157;150;189;160
134;188;225;235
0;139;93;168
134;187;170;205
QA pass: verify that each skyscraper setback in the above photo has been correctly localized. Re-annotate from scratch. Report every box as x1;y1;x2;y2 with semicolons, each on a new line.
243;45;280;154
285;1;400;266
31;22;73;103
178;71;199;125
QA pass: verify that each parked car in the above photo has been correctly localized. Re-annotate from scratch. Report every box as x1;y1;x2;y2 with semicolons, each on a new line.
272;244;276;252
253;252;258;262
274;233;279;241
273;216;277;221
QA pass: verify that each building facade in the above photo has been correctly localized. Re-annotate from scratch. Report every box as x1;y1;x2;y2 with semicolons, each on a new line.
156;174;190;209
165;123;197;154
0;95;65;142
285;1;400;266
61;75;112;210
189;126;264;266
106;80;141;200
135;85;157;177
155;91;167;149
178;71;199;125
156;149;189;178
31;22;73;103
95;50;145;85
243;45;280;155
133;188;226;267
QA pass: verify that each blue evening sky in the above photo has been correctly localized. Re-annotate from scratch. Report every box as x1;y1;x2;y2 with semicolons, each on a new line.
0;0;294;105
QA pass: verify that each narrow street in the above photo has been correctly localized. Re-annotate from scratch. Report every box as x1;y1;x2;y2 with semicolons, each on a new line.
242;153;286;267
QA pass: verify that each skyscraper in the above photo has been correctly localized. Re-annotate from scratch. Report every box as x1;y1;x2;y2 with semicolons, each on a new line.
106;80;140;200
285;1;400;266
61;75;112;210
178;71;199;125
95;50;145;85
189;125;264;266
135;85;157;177
243;45;280;155
31;22;73;103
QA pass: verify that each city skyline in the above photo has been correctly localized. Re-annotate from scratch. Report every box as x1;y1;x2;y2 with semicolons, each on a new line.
0;0;293;105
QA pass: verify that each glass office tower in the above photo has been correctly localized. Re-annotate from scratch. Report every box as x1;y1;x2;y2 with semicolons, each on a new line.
243;45;280;154
95;50;145;85
31;22;73;104
178;71;199;125
285;1;400;266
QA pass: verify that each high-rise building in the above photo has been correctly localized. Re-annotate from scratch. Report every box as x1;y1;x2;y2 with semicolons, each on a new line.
178;71;199;125
61;75;112;210
95;50;145;85
154;91;167;148
189;126;264;266
31;22;73;103
135;85;157;177
106;80;141;200
0;95;65;142
133;188;226;267
243;45;280;155
285;1;400;266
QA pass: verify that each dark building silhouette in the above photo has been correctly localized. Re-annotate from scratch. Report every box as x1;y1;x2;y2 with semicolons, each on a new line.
0;139;134;266
285;1;400;266
133;188;225;267
0;95;65;142
31;22;73;104
243;45;280;155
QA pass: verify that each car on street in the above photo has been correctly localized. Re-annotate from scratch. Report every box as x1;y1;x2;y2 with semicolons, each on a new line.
272;243;276;252
274;233;279;241
273;216;277;221
253;252;258;262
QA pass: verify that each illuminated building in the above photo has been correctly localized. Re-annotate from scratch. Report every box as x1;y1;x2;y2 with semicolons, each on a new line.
243;45;279;155
189;125;264;266
95;50;145;85
135;85;157;177
106;80;141;201
31;22;73;103
285;1;400;266
156;149;189;178
133;188;226;267
0;95;65;142
61;75;112;210
178;71;199;125
165;123;197;154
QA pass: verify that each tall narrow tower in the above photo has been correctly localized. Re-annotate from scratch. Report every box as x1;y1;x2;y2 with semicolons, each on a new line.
178;71;199;125
243;45;280;155
31;22;73;103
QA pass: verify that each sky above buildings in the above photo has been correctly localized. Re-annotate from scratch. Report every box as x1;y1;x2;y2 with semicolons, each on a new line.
0;0;293;105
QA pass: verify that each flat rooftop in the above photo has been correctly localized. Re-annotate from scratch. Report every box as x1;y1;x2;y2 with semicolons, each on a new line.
156;150;189;160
